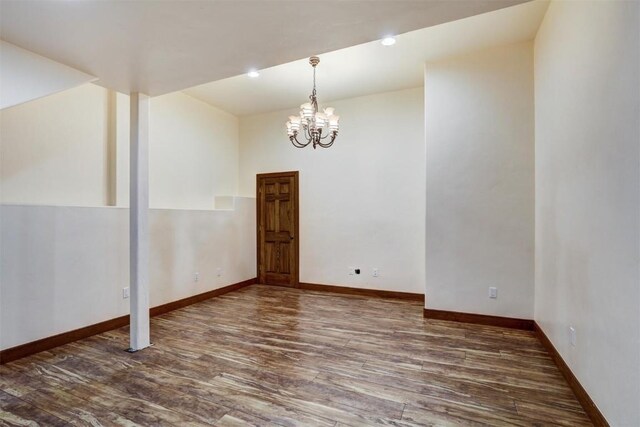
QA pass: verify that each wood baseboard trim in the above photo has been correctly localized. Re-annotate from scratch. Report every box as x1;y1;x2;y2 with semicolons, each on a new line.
423;308;534;330
150;277;256;317
534;321;609;426
0;277;257;365
0;315;130;365
298;282;424;302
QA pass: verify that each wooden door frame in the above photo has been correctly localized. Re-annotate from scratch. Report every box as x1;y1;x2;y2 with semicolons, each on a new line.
256;171;300;287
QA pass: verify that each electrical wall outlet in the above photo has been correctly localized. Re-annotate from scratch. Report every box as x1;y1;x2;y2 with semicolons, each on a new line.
372;268;379;277
489;287;498;299
122;287;130;299
216;268;222;277
194;272;199;282
569;326;577;347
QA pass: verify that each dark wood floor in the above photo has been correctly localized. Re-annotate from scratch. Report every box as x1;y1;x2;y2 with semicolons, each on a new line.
0;285;592;426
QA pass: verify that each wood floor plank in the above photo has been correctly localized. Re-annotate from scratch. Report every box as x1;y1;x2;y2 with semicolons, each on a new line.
16;386;141;427
0;389;69;426
214;411;282;427
0;285;591;426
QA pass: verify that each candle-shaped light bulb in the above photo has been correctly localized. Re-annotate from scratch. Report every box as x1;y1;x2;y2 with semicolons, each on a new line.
289;115;301;131
315;112;327;128
300;103;314;119
329;114;340;131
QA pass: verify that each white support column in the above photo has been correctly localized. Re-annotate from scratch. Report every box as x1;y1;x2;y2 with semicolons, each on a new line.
129;92;151;352
106;90;117;206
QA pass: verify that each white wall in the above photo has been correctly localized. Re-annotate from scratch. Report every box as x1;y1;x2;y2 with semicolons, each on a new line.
149;198;255;308
0;83;251;350
0;40;96;110
0;84;239;209
424;42;535;319
240;88;425;293
534;1;640;425
1;84;112;206
0;198;256;350
150;92;239;209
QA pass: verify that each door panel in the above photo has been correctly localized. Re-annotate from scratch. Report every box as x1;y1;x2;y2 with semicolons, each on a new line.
265;199;277;232
265;242;277;273
279;200;292;233
279;242;291;274
257;172;299;287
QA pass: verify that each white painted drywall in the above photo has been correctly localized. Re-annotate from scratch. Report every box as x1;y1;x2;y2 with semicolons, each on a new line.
0;1;529;96
424;42;535;319
0;84;112;206
0;85;239;209
0;40;96;110
534;1;640;425
186;1;549;117
239;88;425;293
0;205;129;349
149;92;239;209
149;199;256;308
0;198;256;350
0;83;252;350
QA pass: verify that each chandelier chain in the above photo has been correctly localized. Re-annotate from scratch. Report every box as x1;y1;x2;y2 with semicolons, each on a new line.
310;65;318;111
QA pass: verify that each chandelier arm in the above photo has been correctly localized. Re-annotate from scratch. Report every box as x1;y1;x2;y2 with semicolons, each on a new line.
317;140;335;148
316;132;338;148
291;138;310;149
290;134;311;148
320;130;334;140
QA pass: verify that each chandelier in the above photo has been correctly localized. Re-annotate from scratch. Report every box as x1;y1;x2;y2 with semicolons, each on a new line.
286;56;339;149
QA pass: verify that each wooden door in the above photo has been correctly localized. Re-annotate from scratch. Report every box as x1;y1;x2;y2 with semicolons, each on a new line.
257;171;299;287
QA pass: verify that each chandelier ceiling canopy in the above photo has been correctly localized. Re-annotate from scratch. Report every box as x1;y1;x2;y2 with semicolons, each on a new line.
286;56;339;149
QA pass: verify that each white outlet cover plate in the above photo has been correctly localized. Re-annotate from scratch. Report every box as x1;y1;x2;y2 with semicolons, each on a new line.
569;326;576;346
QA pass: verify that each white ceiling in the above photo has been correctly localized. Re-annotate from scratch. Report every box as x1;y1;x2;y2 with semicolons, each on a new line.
0;0;528;96
0;41;96;110
185;0;549;117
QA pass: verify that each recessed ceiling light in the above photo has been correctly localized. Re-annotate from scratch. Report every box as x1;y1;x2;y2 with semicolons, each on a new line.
247;70;260;78
381;36;396;46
